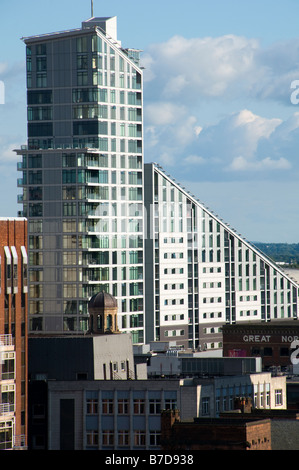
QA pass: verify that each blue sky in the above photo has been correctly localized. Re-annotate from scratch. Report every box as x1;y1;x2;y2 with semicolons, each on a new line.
1;0;299;242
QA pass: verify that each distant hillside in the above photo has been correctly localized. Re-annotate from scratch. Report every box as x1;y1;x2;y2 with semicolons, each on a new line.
253;243;299;267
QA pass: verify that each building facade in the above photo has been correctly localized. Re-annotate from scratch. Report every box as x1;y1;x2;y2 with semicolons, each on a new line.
161;410;272;450
16;17;144;341
45;372;286;450
144;163;299;349
0;218;28;449
222;321;299;370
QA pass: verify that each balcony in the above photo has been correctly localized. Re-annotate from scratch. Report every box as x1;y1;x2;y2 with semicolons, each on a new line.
17;162;25;171
13;435;27;450
0;403;14;415
0;335;14;347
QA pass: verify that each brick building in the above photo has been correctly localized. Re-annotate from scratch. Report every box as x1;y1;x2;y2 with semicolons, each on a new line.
0;218;28;449
222;321;299;370
160;409;271;450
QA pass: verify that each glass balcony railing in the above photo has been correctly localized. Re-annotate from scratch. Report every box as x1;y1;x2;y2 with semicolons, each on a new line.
0;403;14;415
13;435;27;450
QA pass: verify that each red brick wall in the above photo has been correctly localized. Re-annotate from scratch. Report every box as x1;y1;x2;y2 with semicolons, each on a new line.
222;324;299;368
0;218;28;446
245;421;271;450
161;410;272;450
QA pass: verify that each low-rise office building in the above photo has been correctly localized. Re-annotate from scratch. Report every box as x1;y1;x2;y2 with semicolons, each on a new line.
45;372;286;450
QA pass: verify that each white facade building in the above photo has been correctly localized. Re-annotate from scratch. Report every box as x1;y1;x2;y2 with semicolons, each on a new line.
144;163;299;349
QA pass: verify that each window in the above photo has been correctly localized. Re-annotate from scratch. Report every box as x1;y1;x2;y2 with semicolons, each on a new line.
165;399;177;410
77;37;88;53
275;389;283;406
134;430;146;447
133;399;145;414
149;399;161;415
77;54;88;70
118;399;129;414
149;431;161;447
102;399;114;414
86;398;98;415
202;397;210;415
264;347;273;357
280;347;289;357
102;430;114;447
37;73;47;88
86;430;98;447
118;430;129;447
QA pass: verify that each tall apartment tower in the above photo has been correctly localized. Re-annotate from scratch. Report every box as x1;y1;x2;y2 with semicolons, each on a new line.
144;163;299;350
0;218;28;449
16;18;144;342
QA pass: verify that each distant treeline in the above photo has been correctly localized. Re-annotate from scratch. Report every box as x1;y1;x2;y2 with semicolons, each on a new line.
253;243;299;266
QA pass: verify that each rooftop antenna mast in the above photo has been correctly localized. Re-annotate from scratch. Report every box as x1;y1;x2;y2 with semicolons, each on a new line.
91;0;94;17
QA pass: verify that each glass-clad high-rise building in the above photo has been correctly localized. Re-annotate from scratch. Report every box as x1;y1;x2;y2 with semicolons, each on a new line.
16;18;144;341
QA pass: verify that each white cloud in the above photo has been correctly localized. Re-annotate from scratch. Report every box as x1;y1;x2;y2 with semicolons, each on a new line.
144;102;201;163
229;110;282;160
183;155;205;165
0;137;20;164
145;106;298;179
145;101;186;126
143;34;264;102
229;155;291;171
142;33;299;183
143;34;299;109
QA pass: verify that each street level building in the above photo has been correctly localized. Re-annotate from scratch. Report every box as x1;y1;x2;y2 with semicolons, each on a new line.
0;218;28;449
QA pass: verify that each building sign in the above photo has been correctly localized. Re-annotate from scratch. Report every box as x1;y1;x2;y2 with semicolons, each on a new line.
242;335;299;343
243;335;271;343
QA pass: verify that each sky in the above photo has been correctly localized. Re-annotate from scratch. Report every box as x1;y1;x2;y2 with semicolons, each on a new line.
1;0;299;242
